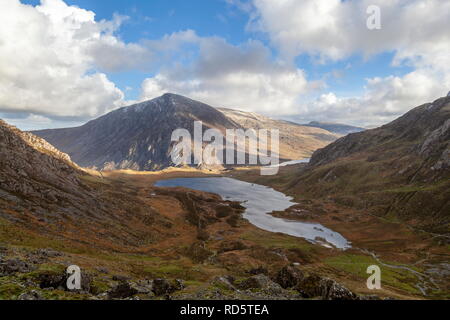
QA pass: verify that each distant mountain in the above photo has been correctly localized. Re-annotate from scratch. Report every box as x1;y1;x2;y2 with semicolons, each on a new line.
303;121;365;135
288;96;450;232
219;108;339;161
33;93;339;171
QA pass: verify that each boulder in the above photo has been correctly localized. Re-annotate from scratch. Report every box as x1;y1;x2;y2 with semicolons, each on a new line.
319;278;358;300
0;258;34;275
152;278;185;296
108;281;138;299
212;276;236;291
275;265;305;289
38;269;92;292
296;274;358;300
18;290;44;300
152;278;172;296
112;275;131;282
237;274;283;294
132;280;154;295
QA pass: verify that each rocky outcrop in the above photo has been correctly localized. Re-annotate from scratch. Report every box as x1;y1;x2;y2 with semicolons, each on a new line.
275;265;305;289
296;274;358;300
237;274;283;295
0;258;35;275
152;279;184;296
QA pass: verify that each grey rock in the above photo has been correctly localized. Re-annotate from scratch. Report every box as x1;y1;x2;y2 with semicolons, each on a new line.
0;258;34;275
275;265;305;289
212;276;236;291
237;274;283;294
108;281;138;299
18;290;44;300
296;274;358;300
152;278;173;296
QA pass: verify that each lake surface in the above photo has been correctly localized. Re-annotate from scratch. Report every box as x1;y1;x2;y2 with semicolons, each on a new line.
276;158;310;167
155;177;350;249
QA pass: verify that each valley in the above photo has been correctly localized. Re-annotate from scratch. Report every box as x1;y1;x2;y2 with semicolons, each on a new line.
0;94;449;301
1;165;448;300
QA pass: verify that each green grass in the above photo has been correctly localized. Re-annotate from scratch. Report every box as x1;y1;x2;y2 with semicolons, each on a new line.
90;279;111;295
242;230;316;252
325;253;422;295
0;282;24;300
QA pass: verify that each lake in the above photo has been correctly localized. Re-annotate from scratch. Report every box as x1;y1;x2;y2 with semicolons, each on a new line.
155;177;351;249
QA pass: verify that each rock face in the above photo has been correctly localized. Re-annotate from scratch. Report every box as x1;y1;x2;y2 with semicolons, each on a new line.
0;120;93;224
33;93;338;171
292;95;450;231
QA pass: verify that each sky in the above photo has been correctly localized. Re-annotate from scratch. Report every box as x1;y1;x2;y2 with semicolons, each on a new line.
0;0;449;130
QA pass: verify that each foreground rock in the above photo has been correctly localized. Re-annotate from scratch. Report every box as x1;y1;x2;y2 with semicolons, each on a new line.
275;265;305;289
237;274;283;295
296;274;358;300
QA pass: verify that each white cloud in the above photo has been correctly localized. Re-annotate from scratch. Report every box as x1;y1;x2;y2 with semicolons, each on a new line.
247;0;450;125
294;70;447;127
0;0;137;119
250;0;450;66
2;0;449;129
140;37;322;115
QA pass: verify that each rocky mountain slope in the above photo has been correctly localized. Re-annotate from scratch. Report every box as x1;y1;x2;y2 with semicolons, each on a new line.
33;93;338;171
289;95;450;232
0;119;174;248
303;121;365;135
0;119;85;222
219;108;338;160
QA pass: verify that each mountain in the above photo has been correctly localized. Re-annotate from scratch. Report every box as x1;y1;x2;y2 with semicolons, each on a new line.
0;119;84;216
288;95;450;232
219;108;338;160
33;93;338;171
0;119;176;249
303;121;365;135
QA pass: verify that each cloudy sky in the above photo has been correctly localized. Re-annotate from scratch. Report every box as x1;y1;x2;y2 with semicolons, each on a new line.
1;0;449;130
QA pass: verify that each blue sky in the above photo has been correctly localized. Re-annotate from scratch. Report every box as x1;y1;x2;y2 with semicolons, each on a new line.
1;0;449;130
20;0;409;101
20;0;251;101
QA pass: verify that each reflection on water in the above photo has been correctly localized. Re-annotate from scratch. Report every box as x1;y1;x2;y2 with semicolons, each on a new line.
276;158;310;167
155;177;351;249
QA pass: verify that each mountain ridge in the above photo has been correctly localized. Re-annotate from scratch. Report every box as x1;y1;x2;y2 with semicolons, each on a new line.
33;93;339;171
